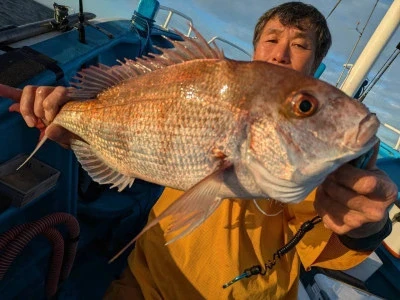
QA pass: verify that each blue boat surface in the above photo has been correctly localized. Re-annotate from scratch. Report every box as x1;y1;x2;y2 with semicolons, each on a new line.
0;0;399;299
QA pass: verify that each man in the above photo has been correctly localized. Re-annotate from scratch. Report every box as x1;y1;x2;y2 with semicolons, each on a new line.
0;2;397;299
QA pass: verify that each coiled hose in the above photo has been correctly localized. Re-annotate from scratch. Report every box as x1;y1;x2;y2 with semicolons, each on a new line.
42;227;64;298
0;212;80;298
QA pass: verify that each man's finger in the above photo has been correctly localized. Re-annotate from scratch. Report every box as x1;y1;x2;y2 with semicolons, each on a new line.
19;85;38;127
331;164;397;204
0;84;22;101
314;187;365;235
366;140;380;170
46;124;75;148
330;164;381;195
321;178;387;222
43;86;70;122
34;86;55;120
8;103;21;113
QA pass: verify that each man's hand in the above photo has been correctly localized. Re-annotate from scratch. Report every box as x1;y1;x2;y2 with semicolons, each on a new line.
314;144;398;239
0;83;75;148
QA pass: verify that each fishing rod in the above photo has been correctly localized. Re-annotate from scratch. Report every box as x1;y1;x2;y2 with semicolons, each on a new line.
336;0;380;88
358;42;400;102
326;0;342;20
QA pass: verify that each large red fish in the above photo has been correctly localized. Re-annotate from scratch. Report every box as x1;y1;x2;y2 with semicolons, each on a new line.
17;28;379;259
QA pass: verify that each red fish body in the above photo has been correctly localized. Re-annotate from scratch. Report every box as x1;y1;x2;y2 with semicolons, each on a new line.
22;29;379;256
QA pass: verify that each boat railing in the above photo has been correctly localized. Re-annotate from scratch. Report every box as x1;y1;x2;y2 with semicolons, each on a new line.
382;123;400;151
156;6;251;61
208;36;251;60
157;5;193;36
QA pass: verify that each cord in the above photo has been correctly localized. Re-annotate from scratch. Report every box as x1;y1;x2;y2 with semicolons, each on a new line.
222;216;322;288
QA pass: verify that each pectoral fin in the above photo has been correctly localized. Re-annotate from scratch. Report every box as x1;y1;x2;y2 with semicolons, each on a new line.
108;162;232;263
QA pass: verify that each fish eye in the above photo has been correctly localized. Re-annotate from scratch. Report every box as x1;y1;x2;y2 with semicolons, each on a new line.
299;100;312;112
291;92;318;117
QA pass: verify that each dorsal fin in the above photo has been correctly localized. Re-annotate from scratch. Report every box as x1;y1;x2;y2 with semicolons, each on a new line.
68;25;224;100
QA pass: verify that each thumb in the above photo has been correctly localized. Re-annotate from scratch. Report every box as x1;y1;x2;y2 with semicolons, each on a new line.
366;140;380;170
45;124;76;148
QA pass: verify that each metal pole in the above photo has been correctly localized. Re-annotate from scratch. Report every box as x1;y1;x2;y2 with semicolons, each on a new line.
78;0;86;43
340;0;400;97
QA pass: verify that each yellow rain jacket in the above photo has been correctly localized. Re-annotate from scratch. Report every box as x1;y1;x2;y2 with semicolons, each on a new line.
105;188;371;299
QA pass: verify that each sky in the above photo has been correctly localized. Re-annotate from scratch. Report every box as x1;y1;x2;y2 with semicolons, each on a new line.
35;0;399;147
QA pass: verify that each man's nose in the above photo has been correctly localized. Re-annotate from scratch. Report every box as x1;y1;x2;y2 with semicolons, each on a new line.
270;43;290;64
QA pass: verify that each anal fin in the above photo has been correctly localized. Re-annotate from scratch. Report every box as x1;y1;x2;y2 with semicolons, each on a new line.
71;139;135;192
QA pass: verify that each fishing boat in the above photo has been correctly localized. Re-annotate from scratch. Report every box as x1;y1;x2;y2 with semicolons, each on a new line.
0;0;399;299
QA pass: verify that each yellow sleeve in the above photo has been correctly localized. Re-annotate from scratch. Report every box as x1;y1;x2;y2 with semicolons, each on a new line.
287;189;372;271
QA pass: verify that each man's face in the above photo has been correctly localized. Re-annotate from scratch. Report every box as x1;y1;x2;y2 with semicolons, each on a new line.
253;17;317;76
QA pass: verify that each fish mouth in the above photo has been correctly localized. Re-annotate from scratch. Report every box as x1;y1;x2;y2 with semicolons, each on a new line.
343;113;380;151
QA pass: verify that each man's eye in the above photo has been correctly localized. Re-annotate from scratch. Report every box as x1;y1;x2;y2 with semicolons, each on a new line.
293;43;306;49
266;39;277;43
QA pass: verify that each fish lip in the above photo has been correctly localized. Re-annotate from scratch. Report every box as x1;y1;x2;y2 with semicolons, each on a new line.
342;113;380;151
342;135;378;154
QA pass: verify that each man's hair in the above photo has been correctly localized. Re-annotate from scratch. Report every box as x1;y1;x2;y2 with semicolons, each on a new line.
253;2;332;71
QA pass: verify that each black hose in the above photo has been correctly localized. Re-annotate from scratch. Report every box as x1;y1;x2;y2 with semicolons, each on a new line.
42;227;64;299
0;213;80;298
